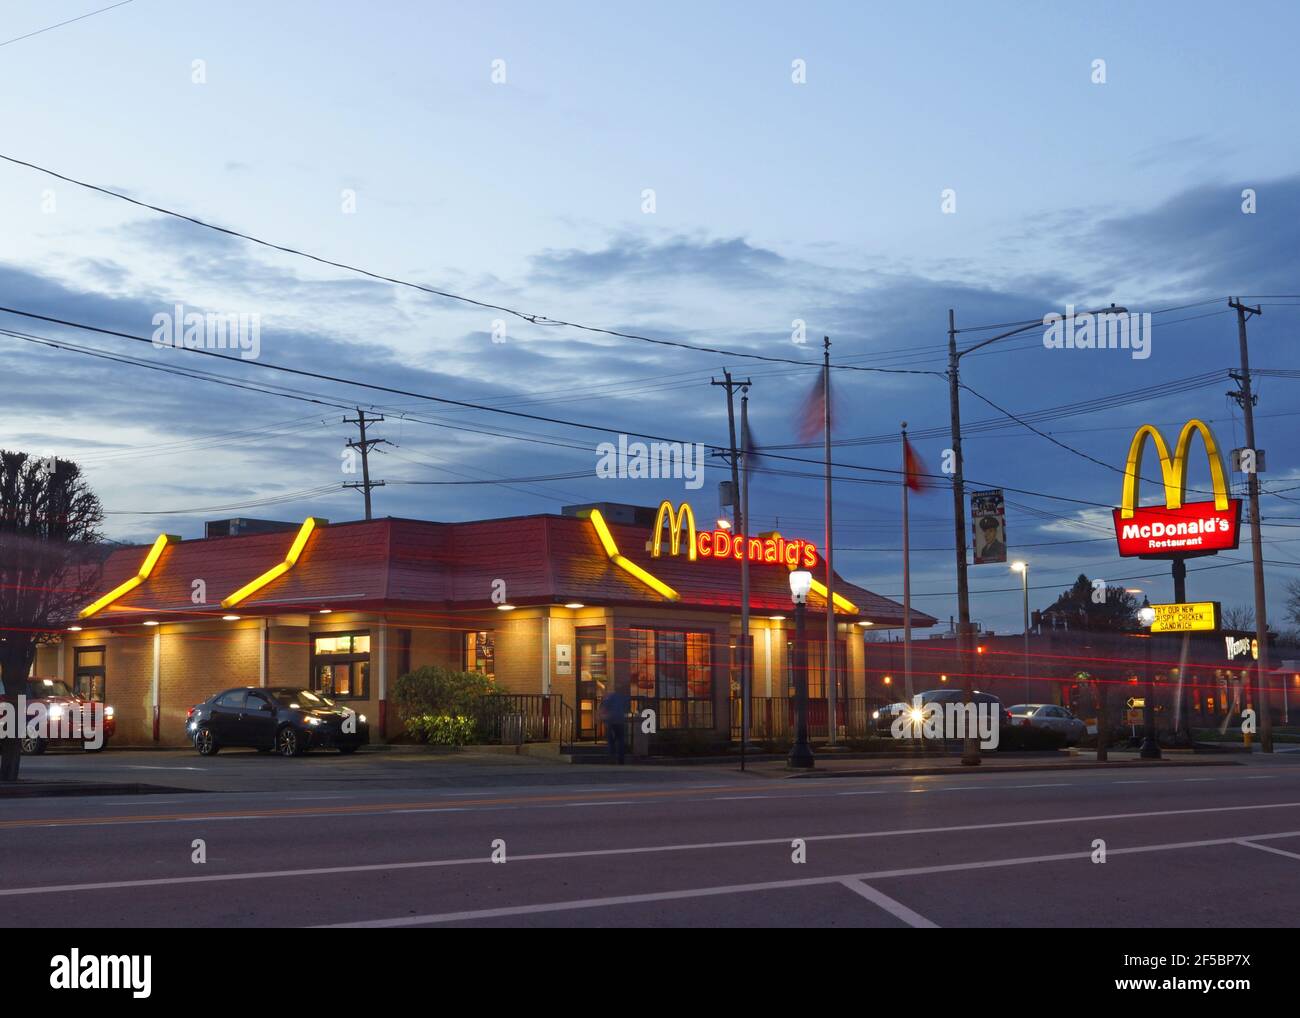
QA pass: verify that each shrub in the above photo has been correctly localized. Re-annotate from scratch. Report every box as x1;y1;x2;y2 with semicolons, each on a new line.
405;714;475;746
392;665;496;721
998;724;1068;751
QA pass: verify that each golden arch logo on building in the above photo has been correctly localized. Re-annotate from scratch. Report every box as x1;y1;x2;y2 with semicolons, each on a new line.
651;500;697;561
1113;418;1241;559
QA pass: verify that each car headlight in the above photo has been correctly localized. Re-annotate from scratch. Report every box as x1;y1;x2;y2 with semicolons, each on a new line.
48;705;65;721
871;711;879;720
305;717;321;726
104;705;114;719
358;715;366;724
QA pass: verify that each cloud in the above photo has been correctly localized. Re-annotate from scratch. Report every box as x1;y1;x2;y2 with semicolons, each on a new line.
530;233;788;289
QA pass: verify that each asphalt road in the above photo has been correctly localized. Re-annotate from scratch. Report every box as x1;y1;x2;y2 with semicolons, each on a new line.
4;749;1300;927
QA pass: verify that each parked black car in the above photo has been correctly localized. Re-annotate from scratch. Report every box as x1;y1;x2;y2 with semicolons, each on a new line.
187;686;369;756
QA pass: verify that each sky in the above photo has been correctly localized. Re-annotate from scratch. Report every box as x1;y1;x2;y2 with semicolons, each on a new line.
2;0;1300;634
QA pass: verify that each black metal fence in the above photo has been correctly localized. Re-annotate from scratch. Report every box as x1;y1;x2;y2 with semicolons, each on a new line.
475;693;573;746
730;697;891;742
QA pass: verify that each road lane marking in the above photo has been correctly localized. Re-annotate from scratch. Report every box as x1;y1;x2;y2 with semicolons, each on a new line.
3;803;1300;898
1235;839;1300;861
318;829;1300;928
839;878;940;928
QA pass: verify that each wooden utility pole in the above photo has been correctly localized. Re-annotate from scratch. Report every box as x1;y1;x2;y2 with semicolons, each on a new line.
344;409;388;520
1228;298;1273;753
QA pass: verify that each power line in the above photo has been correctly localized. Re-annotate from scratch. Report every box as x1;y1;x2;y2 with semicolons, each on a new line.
0;0;134;48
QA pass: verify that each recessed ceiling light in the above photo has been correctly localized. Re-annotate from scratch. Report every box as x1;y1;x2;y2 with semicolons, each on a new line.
318;609;332;614
496;604;516;611
222;615;241;622
66;625;82;632
143;620;160;627
564;602;585;609
768;615;786;621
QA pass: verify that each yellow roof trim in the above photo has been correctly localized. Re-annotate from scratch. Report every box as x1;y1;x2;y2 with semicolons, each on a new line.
78;534;180;619
221;517;326;609
589;509;679;601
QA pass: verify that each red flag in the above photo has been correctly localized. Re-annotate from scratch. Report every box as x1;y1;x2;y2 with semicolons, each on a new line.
903;434;930;492
794;370;829;443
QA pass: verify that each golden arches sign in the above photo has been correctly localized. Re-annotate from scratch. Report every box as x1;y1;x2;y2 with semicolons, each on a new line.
651;500;697;560
1120;418;1231;519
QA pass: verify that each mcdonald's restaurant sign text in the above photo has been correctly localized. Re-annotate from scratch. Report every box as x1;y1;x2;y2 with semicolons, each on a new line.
1112;419;1242;558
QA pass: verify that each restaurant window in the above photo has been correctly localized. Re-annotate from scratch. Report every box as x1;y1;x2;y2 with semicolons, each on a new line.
577;626;609;740
311;631;370;699
785;639;847;701
465;631;495;677
73;647;106;702
627;627;713;729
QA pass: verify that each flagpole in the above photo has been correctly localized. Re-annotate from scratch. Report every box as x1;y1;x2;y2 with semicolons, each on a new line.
902;424;914;703
740;391;752;765
823;336;837;746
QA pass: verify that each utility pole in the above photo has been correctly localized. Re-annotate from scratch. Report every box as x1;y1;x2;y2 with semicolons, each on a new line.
947;310;980;765
343;408;388;520
822;337;838;746
711;371;752;763
1228;298;1273;754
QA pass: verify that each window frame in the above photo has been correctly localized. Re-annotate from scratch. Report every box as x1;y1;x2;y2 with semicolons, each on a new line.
309;629;371;700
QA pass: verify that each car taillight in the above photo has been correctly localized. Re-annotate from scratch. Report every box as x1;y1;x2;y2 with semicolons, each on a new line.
186;706;195;720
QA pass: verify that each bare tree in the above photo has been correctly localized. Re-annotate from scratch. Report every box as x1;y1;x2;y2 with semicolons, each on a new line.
1221;604;1256;631
0;451;104;782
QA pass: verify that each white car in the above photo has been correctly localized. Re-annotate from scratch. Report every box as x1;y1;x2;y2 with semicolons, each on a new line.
1007;704;1086;745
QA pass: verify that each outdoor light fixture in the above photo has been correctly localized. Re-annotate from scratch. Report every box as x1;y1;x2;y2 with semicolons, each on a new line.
67;626;82;632
222;615;240;621
1137;605;1156;628
716;518;732;530
768;615;786;621
318;608;332;614
564;603;585;609
883;675;892;685
143;620;159;627
496;604;516;611
940;674;948;682
789;569;812;604
857;620;873;626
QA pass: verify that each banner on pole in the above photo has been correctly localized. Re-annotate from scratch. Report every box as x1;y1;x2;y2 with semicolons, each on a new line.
971;489;1007;564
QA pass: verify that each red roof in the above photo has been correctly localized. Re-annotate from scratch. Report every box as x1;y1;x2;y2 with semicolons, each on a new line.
80;514;934;627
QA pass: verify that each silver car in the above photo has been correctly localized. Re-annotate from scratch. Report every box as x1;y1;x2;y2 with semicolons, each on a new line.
1007;704;1086;745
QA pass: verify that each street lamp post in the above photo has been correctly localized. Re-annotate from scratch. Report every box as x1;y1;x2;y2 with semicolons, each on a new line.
1137;604;1161;760
947;305;1126;765
788;570;814;769
1012;561;1029;702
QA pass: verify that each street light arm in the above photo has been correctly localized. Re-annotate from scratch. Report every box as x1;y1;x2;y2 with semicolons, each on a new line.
958;305;1128;359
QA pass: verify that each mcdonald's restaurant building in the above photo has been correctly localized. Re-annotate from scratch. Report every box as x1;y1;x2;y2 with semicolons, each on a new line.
36;502;932;748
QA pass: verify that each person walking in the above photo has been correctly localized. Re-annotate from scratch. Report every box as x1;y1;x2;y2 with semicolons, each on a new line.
600;688;630;765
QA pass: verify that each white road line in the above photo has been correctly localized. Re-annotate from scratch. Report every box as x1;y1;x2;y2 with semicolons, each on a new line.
319;829;1300;928
839;878;939;928
713;796;771;801
1236;839;1300;861
4;802;1300;899
560;801;636;808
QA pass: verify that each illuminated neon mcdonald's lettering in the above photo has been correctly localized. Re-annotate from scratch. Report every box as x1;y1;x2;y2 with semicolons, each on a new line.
1121;418;1231;519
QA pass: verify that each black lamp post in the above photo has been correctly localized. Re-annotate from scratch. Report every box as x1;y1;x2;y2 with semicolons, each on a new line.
788;569;815;769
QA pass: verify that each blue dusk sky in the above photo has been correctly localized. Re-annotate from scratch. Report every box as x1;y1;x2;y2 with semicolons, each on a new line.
2;0;1299;633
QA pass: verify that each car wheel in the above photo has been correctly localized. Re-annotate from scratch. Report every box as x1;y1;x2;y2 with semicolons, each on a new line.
195;726;219;756
20;737;45;755
338;745;359;755
277;725;303;757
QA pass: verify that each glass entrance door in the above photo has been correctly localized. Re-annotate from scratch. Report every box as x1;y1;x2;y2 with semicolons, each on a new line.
577;627;609;740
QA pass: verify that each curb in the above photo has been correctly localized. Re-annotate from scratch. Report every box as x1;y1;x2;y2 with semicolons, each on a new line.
770;758;1243;779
